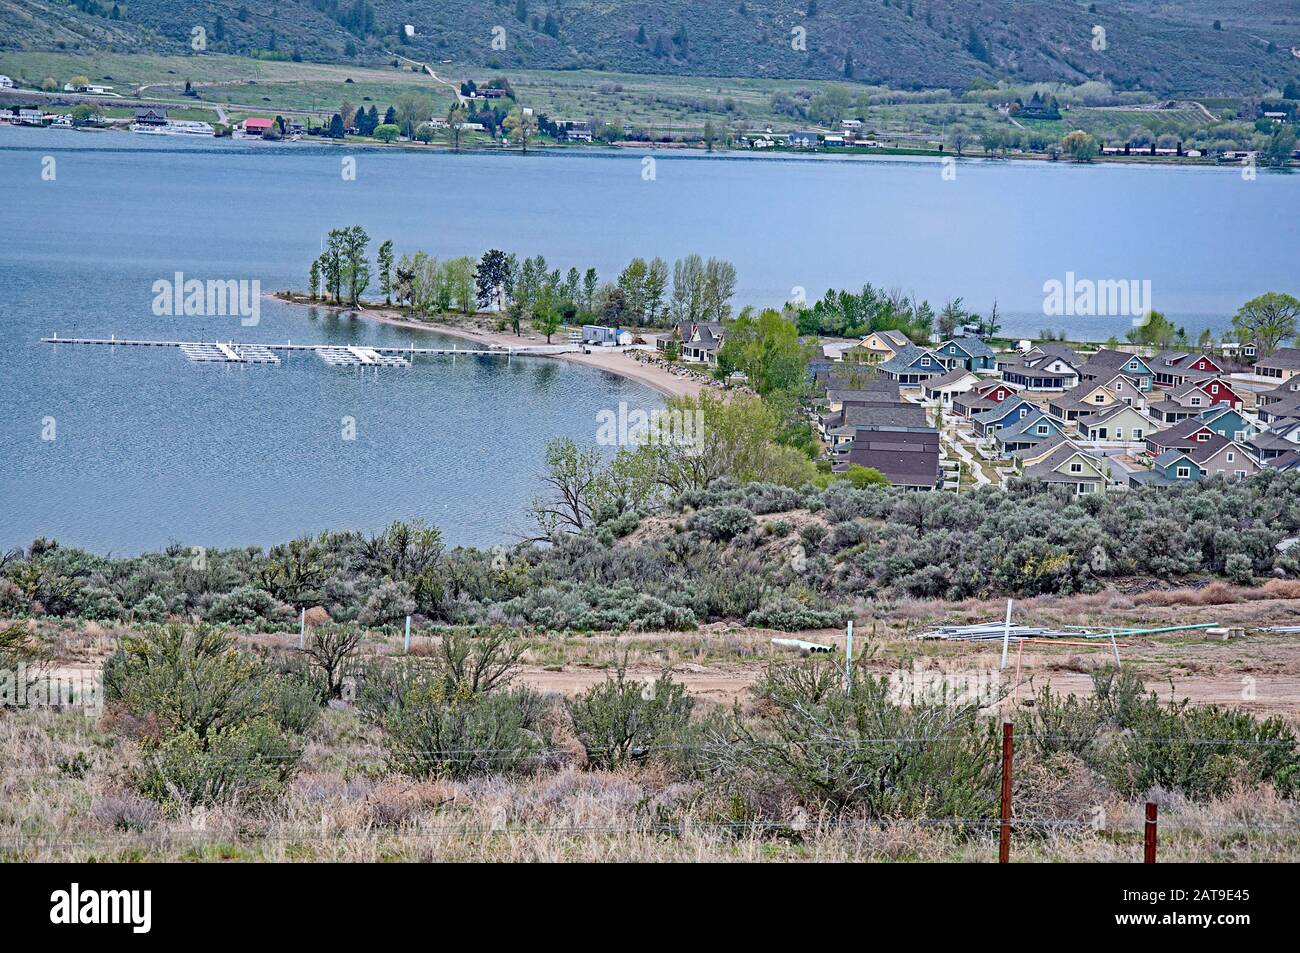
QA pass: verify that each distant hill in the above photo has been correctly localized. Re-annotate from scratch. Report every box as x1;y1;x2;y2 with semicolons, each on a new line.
3;0;1299;96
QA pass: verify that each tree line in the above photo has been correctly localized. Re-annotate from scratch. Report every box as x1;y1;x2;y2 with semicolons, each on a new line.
305;228;737;336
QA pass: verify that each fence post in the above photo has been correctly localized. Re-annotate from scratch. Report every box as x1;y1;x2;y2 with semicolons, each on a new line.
1144;802;1157;863
1000;599;1013;670
999;721;1014;863
404;615;411;655
298;606;305;649
844;620;853;691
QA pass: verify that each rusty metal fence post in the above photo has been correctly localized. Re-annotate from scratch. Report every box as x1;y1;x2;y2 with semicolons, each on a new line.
1144;802;1158;863
999;722;1013;863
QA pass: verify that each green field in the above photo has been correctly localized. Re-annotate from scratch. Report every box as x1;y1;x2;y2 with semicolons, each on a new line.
0;50;1264;155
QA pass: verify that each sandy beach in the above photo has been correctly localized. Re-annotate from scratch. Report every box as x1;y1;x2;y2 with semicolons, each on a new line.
277;295;708;400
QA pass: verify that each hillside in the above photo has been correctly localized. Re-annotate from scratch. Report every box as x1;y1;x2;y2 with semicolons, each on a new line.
2;0;1298;97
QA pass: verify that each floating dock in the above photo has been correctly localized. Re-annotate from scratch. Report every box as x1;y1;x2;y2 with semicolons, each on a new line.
42;335;578;367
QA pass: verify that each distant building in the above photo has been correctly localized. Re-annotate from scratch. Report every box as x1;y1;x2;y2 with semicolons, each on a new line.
581;325;632;347
0;75;13;89
788;131;819;148
133;108;168;127
242;117;275;137
561;121;593;143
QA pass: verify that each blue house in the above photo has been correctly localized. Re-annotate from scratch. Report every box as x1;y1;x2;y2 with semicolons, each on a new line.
972;396;1038;437
1080;350;1155;391
878;344;948;385
1198;406;1255;442
937;336;997;372
995;410;1070;456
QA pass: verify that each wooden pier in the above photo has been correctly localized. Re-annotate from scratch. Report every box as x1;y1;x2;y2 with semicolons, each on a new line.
42;335;578;367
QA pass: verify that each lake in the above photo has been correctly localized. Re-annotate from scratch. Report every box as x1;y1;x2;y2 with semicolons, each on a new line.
2;127;1297;554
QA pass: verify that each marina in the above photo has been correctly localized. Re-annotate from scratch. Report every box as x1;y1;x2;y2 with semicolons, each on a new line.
42;335;580;367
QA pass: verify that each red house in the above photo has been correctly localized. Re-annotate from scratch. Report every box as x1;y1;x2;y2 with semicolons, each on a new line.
1197;378;1242;409
242;117;275;137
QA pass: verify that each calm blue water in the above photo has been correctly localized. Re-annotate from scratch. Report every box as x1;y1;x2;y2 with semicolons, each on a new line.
2;127;1298;553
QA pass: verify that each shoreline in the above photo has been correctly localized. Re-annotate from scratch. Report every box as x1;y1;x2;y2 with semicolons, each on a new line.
1;120;1285;171
273;295;706;400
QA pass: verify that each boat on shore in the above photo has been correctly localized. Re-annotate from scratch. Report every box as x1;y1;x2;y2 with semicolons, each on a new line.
130;120;215;137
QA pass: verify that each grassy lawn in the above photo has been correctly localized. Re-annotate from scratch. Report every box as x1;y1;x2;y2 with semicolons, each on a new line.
0;50;1245;147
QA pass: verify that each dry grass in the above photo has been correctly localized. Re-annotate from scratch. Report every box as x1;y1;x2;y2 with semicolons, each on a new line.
1;706;1297;862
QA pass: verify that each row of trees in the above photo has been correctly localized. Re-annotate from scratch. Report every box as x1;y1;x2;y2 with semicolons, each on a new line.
307;236;737;339
792;283;940;343
1122;294;1300;358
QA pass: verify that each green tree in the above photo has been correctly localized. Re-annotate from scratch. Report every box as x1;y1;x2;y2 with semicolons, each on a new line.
308;258;321;300
1062;129;1100;162
475;249;513;310
617;258;649;324
504;108;536;153
373;123;400;143
839;464;890;488
376;240;394;304
1232;293;1300;356
716;308;806;397
535;307;561;343
333;225;371;306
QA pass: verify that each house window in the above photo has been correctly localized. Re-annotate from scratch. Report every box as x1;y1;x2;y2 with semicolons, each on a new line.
1116;429;1125;440
1176;466;1191;479
1094;394;1106;403
1037;425;1048;435
1211;384;1219;394
1196;433;1210;442
1226;452;1235;463
1190;397;1202;406
1235;470;1246;479
1070;462;1083;473
1134;429;1143;440
921;357;931;366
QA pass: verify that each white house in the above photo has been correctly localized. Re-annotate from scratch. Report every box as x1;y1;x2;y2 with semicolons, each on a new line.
0;75;14;89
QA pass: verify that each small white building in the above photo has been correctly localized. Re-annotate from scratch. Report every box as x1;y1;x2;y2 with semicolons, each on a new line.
0;75;14;89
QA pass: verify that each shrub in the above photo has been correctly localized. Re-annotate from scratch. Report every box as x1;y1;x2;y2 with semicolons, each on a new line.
358;630;550;779
745;597;848;631
1100;692;1299;799
567;664;694;770
706;657;1001;820
298;623;363;699
204;585;292;626
103;623;309;807
358;580;415;627
132;593;168;623
131;718;300;807
688;505;755;542
602;510;642;538
1225;553;1254;585
1017;684;1105;758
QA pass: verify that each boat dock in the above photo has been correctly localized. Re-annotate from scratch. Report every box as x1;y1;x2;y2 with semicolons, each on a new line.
42;335;579;368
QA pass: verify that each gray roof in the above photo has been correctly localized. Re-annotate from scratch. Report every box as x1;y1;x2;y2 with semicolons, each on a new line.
828;402;929;431
1085;349;1151;372
996;411;1062;442
1075;403;1154;426
878;343;929;374
941;336;995;359
922;367;979;390
1032;343;1080;363
1255;348;1300;370
972;395;1033;425
833;430;941;487
1023;444;1104;483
